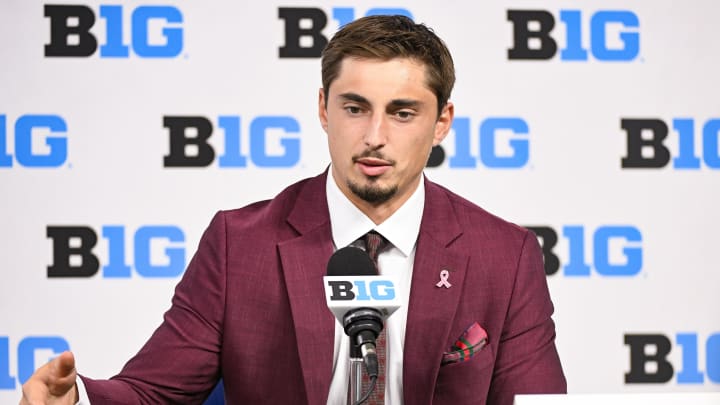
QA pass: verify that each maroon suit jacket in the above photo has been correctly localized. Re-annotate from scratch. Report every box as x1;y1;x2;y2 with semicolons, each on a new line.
81;172;566;404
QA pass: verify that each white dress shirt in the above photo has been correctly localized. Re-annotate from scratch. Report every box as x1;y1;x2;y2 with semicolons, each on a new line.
326;170;425;405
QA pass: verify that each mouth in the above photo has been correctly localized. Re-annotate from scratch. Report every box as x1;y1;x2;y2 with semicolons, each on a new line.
354;156;393;177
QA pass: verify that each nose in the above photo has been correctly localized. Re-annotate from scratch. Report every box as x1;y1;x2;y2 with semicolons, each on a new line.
363;112;388;149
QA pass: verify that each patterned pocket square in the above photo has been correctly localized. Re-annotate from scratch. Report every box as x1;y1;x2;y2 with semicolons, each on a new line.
441;322;488;365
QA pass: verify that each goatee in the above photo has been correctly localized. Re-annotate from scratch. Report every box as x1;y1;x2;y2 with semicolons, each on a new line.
347;179;398;204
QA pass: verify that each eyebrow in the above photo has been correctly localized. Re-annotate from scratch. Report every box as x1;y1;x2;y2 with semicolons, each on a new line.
338;92;369;105
387;99;422;110
338;92;424;110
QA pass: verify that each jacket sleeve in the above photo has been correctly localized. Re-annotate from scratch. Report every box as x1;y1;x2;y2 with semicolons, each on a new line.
488;230;567;404
80;211;228;404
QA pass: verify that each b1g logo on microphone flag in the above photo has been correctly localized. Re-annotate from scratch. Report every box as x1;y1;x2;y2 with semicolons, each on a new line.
324;275;402;320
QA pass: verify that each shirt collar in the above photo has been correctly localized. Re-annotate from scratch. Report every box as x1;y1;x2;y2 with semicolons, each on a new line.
326;167;425;257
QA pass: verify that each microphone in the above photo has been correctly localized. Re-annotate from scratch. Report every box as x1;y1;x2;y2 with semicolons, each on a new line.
324;246;401;379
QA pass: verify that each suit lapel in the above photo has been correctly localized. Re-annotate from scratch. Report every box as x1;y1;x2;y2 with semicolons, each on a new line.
278;173;336;405
403;180;469;404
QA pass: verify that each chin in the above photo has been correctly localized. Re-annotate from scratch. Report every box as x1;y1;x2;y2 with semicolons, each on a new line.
348;179;397;205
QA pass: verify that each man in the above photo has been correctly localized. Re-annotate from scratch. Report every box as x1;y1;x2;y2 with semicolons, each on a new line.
21;15;566;404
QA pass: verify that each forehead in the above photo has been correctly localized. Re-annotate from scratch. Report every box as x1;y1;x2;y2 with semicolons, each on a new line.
330;57;434;99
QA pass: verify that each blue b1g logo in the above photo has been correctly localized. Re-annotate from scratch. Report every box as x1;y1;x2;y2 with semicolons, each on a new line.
0;114;67;168
527;225;643;276
278;6;413;58
625;332;720;384
0;336;70;389
444;117;530;169
621;118;720;169
47;225;186;278
507;9;640;61
327;280;396;301
163;115;301;168
44;4;184;58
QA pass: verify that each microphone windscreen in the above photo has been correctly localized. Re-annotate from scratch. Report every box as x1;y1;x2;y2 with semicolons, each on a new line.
326;246;376;276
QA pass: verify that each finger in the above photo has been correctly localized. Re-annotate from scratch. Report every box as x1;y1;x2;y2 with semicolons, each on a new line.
47;351;77;397
20;374;50;405
52;351;76;378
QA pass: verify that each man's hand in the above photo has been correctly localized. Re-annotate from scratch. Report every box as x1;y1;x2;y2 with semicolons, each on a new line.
20;350;79;405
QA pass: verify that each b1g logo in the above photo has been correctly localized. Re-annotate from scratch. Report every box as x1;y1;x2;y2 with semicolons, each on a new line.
278;6;413;58
163;116;301;168
47;225;186;278
527;225;643;276
0;336;70;389
0;114;67;168
507;9;640;61
326;279;396;301
621;118;720;169
625;333;720;384
324;275;401;319
44;4;183;58
428;117;530;169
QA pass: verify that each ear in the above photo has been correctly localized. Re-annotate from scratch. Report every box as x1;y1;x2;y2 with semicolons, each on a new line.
432;101;454;146
318;88;329;133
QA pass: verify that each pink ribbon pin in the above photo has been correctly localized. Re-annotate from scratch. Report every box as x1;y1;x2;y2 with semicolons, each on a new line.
436;269;452;288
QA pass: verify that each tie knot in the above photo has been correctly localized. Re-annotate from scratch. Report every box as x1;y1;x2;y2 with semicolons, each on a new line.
364;231;388;268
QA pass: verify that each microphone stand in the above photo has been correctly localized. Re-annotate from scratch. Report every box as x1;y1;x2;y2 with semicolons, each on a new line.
348;339;364;404
344;308;382;405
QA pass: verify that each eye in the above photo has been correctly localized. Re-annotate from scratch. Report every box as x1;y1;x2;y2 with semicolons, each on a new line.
394;110;415;121
344;105;363;115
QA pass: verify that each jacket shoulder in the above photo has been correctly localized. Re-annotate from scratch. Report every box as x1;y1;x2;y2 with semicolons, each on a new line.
212;174;325;236
427;180;531;243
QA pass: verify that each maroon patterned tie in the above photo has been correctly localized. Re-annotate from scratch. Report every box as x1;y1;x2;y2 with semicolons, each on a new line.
362;231;387;405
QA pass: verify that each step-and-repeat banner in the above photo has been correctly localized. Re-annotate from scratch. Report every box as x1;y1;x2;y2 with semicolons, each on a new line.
1;0;718;401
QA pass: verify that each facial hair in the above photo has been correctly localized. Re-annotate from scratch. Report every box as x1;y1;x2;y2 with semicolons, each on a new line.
347;178;398;204
348;150;398;204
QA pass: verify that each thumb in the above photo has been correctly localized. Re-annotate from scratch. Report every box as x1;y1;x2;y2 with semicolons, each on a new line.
47;351;77;396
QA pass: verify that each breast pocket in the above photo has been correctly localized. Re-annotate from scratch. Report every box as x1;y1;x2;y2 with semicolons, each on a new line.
433;343;494;404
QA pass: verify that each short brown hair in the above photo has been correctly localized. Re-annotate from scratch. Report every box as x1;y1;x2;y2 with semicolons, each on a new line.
321;15;455;116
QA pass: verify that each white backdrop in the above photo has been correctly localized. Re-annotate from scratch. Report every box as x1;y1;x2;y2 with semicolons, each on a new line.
1;0;719;401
